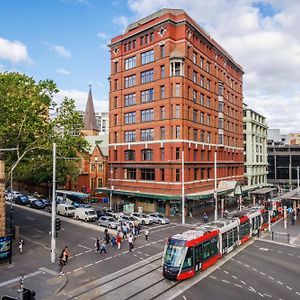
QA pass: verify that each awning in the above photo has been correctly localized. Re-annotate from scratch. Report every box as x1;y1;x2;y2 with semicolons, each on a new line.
250;187;277;195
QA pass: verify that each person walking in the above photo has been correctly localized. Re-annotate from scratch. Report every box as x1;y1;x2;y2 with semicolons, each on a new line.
145;228;149;242
111;236;117;248
116;233;122;250
104;229;110;245
19;239;24;254
58;256;65;275
136;223;141;236
128;234;134;251
203;212;208;223
96;237;100;252
63;246;70;264
100;240;107;254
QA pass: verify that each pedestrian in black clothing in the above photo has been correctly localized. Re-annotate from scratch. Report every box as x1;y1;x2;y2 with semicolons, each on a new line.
96;237;100;252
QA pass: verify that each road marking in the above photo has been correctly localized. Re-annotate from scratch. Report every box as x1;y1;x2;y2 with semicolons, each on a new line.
259;247;269;251
85;249;92;253
34;229;44;233
95;260;103;264
75;253;83;257
84;264;93;268
237;260;242;264
78;244;91;250
144;253;149;257
277;281;283;285
234;284;242;288
260;272;265;276
286;286;292;290
268;276;274;280
258;292;264;297
222;280;230;284
210;276;217;279
0;270;42;288
39;267;58;276
26;217;35;220
263;294;272;298
223;270;229;274
104;257;112;260
7;265;13;269
287;253;293;256
232;275;237;279
278;251;283;254
182;296;186;300
67;271;71;274
252;268;257;271
296;292;300;296
241;281;246;285
73;267;83;272
249;286;256;292
245;264;249;268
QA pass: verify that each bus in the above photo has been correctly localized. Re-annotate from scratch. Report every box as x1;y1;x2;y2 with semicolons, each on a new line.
56;190;90;205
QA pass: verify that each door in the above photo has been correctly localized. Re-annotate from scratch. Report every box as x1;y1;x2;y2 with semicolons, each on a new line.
194;244;202;272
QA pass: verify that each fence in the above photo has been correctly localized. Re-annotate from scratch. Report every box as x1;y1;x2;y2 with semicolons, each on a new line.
271;231;290;244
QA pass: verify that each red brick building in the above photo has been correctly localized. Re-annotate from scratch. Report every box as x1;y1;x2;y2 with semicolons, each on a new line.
107;9;244;215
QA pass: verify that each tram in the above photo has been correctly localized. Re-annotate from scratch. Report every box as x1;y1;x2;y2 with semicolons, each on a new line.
162;205;269;280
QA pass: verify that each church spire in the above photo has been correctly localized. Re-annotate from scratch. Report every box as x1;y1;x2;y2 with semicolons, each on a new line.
82;85;99;136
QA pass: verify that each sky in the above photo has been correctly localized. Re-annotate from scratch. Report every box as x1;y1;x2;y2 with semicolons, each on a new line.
1;0;300;133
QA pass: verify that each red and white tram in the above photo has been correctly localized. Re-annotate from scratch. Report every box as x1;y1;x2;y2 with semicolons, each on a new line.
162;205;270;280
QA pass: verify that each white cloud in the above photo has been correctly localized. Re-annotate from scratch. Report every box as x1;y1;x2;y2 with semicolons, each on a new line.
0;36;33;64
113;16;130;32
54;89;108;112
48;44;71;59
126;0;300;133
97;32;109;39
56;68;71;75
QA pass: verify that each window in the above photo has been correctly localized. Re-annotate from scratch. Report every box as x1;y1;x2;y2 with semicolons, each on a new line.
193;129;198;141
176;147;180;160
160;148;165;160
141;128;154;141
150;32;154;42
193;52;197;64
176;169;180;181
124;131;136;142
219;134;224;144
141;69;154;84
207;114;211;126
194;168;198;180
125;56;136;70
140;36;144;46
160;169;165;181
200;93;204;105
114;96;118;108
200;56;204;68
124;93;136;106
114;132;118;143
194;149;198;160
160;106;165;120
141;89;154;103
141;168;155;180
114;61;118;73
206;62;210;73
193;71;197;83
124;75;136;88
193;109;197;122
124;168;136;180
207;96;211;108
142;149;153;160
200;131;204;142
160;65;165;78
141;50;154;65
114;114;118;125
141;109;154;122
133;40;136;49
160;126;165;139
160;45;165;58
193;90;197;102
219;117;224;129
175;126;180;139
125;150;135;160
124;43;128;52
207;79;211;91
114;79;118;90
175;83;180;96
160;85;165;99
207;132;211;143
200;76;204;87
200;112;204;124
175;104;180;118
124;112;136;124
218;101;224;112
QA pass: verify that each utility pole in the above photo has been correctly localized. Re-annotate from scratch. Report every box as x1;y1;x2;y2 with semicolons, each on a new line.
51;143;56;263
214;150;217;221
181;150;185;225
283;205;287;229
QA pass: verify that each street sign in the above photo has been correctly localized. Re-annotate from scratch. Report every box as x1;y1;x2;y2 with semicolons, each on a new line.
0;235;12;263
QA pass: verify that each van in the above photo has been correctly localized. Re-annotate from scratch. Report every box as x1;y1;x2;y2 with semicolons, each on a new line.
74;207;97;222
57;204;75;217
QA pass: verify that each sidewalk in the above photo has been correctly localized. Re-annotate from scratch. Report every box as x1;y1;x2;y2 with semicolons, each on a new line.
259;216;300;246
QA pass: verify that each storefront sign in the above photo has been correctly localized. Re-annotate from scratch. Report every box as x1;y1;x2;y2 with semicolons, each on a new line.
0;235;12;263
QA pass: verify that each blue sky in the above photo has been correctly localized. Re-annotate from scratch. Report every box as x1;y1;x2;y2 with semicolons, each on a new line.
1;0;300;133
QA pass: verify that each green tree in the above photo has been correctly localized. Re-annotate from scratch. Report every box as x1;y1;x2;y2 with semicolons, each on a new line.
0;72;89;187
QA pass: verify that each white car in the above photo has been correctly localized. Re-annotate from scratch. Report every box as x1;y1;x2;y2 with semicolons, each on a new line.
131;212;153;225
28;196;38;203
148;213;170;224
74;207;97;222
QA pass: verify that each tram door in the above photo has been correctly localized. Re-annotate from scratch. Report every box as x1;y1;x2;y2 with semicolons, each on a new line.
194;244;202;272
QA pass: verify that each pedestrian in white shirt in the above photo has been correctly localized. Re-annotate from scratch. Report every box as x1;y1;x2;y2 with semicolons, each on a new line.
128;234;134;251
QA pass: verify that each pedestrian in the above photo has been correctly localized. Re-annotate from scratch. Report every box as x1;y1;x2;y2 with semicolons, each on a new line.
116;233;122;250
223;209;229;218
62;246;70;263
132;225;136;237
203;212;208;223
128;234;134;251
111;236;117;248
123;224;128;239
100;240;107;254
95;237;100;252
58;256;65;275
291;214;296;225
136;223;141;236
18;239;24;254
189;207;193;218
104;229;110;245
145;228;149;242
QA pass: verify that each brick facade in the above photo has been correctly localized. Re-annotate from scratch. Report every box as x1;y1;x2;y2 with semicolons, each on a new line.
108;9;244;204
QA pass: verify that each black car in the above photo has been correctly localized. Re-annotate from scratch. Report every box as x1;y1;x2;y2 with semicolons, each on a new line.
15;195;30;205
40;198;51;207
96;210;106;218
30;200;46;209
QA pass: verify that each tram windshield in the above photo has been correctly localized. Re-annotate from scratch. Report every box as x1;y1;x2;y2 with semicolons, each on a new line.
164;239;187;267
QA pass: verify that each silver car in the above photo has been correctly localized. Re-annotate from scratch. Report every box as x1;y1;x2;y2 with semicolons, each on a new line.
98;216;119;229
148;213;170;224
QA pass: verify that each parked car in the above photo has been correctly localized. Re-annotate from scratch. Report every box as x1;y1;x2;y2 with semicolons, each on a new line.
74;207;97;222
148;213;170;224
131;212;153;225
28;196;38;203
15;195;30;206
11;190;22;200
39;198;51;207
57;204;75;217
118;215;140;227
30;200;46;209
98;216;119;229
96;209;107;218
33;192;43;198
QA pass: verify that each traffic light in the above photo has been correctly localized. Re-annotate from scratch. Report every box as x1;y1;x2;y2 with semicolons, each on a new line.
55;218;61;232
23;288;35;300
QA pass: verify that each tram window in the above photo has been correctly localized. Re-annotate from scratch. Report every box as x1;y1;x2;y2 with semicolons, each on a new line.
262;212;268;223
233;227;238;242
194;245;202;264
239;221;250;238
228;230;234;247
182;247;193;269
210;237;218;256
202;241;210;260
222;233;227;249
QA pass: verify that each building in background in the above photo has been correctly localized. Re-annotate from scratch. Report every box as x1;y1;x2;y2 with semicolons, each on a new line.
104;9;244;215
95;112;109;133
268;129;289;145
268;144;300;191
243;104;268;188
0;153;5;236
289;133;300;145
